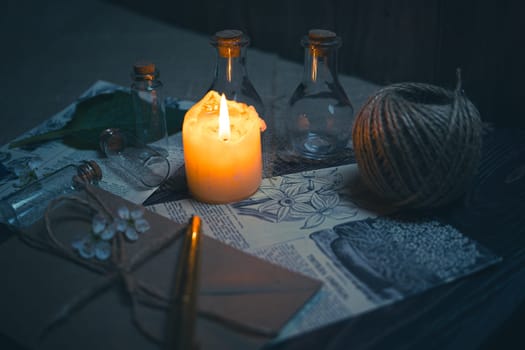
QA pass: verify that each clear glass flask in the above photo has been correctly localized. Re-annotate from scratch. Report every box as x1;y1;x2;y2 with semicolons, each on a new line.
286;29;354;160
208;29;265;119
99;128;170;188
131;62;169;155
0;161;102;229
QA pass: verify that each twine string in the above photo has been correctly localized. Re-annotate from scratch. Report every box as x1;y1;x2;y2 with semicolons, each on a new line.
352;70;482;208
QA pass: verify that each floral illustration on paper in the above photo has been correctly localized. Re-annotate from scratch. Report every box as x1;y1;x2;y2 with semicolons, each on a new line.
232;167;358;229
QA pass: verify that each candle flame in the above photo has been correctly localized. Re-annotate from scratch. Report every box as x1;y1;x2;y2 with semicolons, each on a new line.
218;94;231;141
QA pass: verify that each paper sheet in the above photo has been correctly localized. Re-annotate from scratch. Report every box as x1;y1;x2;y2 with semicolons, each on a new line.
150;164;501;340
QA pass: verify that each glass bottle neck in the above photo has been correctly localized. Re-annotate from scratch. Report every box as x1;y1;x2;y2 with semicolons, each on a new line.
303;46;339;84
208;30;265;118
131;63;162;91
212;48;248;86
131;78;162;91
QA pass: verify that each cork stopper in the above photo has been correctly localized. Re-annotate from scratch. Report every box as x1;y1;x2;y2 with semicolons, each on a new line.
211;29;249;58
308;29;337;41
78;160;103;183
216;29;244;41
303;29;341;57
132;62;158;81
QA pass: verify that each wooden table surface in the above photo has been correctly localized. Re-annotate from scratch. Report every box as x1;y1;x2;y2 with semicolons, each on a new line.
2;1;524;349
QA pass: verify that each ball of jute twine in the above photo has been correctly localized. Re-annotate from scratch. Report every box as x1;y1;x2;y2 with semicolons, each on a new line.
352;70;482;209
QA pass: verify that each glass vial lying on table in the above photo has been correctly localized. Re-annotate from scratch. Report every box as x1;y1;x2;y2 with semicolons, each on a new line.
99;128;170;188
131;62;169;156
285;29;354;160
0;161;102;229
209;29;265;119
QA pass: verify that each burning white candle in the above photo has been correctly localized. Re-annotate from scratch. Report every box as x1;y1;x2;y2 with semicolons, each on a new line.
182;90;265;203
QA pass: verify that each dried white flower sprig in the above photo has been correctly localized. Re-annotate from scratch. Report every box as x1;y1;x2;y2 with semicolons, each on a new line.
72;206;150;261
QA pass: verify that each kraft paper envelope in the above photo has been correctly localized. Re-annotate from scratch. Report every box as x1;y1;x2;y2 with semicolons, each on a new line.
0;185;321;350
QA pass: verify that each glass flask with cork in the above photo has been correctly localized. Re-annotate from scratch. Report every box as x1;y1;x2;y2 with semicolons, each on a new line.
285;29;354;160
208;29;265;120
131;62;169;155
0;161;102;229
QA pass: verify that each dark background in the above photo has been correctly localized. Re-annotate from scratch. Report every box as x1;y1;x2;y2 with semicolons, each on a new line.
110;0;525;128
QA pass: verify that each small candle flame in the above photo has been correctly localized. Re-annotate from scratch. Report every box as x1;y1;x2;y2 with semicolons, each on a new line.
218;94;231;141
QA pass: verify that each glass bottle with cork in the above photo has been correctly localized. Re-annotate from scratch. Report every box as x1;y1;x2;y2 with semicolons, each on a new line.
0;161;102;229
285;29;354;161
131;62;169;156
99;128;170;188
208;29;265;120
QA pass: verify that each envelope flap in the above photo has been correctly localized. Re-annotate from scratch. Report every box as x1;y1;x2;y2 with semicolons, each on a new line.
199;236;322;333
